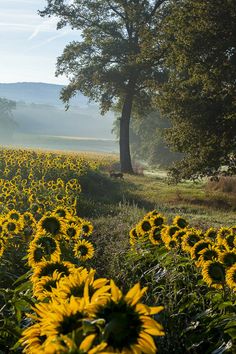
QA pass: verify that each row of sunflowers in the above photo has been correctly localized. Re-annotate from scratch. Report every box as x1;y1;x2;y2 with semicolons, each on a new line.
0;147;164;353
129;211;236;291
0;207;164;354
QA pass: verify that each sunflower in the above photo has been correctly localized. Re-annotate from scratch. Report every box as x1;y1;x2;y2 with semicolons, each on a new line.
79;221;94;237
31;260;76;283
28;244;47;268
151;214;166;227
22;212;36;226
33;270;62;301
74;239;95;261
94;281;164;354
173;229;187;243
219;251;236;268
3;219;21;235
129;228;139;246
164;225;180;238
222;234;235;250
149;227;163;245
53;206;70;219
202;260;226;289
197;247;220;267
64;224;81;241
34;296;88;339
225;264;236;291
216;227;232;244
7;209;21;221
181;231;202;253
205;227;217;241
28;234;61;267
37;215;66;237
20;322;47;354
165;238;179;251
190;240;212;260
53;268;110;305
172;215;188;229
138;219;152;235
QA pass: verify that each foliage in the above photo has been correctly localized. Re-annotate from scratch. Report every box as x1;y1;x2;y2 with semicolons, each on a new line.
126;210;236;353
113;110;183;167
156;0;236;181
39;0;169;172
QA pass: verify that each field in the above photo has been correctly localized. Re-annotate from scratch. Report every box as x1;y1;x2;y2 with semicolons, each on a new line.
0;147;235;354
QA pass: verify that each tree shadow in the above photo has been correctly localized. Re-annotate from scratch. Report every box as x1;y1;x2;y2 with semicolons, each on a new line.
77;170;155;218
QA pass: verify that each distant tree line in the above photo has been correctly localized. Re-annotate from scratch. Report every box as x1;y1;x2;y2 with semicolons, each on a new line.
40;0;236;180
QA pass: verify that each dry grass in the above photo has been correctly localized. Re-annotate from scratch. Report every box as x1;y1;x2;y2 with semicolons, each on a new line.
206;176;236;194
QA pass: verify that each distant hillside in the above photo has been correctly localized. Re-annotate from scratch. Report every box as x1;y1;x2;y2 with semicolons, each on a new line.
0;82;115;141
13;102;115;139
0;82;88;106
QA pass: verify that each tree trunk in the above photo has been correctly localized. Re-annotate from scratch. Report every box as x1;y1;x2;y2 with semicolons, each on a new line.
120;84;135;174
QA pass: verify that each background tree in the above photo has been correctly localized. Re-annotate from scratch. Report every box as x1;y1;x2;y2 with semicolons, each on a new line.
155;0;236;181
113;110;183;167
0;98;17;142
40;0;168;173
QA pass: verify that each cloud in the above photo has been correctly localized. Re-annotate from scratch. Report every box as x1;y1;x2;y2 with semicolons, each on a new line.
29;29;72;50
28;17;59;40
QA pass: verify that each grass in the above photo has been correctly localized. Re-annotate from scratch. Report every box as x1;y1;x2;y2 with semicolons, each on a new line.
77;168;236;284
78;169;236;226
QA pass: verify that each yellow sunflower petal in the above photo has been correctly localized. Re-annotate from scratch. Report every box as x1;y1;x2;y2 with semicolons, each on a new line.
79;334;96;351
110;280;122;302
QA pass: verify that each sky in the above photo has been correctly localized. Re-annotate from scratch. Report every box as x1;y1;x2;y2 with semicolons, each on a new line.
0;0;79;84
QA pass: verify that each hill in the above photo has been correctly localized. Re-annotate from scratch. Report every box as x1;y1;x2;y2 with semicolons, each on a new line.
0;82;87;106
0;82;116;142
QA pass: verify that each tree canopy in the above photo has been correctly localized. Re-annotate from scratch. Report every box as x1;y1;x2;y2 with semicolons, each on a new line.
40;0;168;173
156;0;236;181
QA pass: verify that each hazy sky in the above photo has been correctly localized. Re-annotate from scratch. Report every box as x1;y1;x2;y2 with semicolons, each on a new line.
0;0;79;84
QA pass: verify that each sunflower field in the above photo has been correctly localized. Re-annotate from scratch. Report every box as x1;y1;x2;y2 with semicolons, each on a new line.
0;147;235;353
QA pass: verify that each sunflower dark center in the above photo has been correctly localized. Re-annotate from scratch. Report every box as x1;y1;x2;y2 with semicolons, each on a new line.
208;263;225;283
222;253;236;267
153;218;164;226
225;235;234;248
7;222;16;231
153;228;162;240
44;279;58;291
42;217;61;235
141;221;151;232
202;250;218;261
169;226;179;237
207;231;217;239
58;312;83;335
67;228;76;237
82;225;90;233
187;234;201;247
78;245;88;256
39;263;70;278
96;300;142;350
177;219;187;228
34;247;44;263
194;242;210;259
169;240;177;248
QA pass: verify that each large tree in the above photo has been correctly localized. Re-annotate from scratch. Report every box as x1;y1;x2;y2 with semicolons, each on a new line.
40;0;168;173
156;0;236;181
